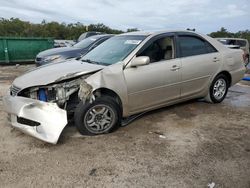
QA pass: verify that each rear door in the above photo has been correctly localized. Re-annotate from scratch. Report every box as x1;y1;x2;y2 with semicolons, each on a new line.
177;34;220;98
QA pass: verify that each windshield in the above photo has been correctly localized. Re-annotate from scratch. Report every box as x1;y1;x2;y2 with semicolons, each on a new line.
81;35;146;65
74;36;99;48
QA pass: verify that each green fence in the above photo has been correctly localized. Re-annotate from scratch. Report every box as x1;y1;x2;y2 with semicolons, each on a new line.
0;37;54;64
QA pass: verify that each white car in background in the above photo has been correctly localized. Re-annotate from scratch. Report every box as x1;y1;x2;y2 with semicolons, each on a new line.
217;38;249;66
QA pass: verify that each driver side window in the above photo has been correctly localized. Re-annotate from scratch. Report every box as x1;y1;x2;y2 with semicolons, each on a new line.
138;36;175;63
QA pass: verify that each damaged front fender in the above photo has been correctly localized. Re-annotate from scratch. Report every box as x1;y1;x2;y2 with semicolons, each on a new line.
82;63;130;116
78;80;94;103
3;95;67;144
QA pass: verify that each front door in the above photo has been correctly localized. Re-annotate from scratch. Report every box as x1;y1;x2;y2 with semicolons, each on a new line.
124;34;182;114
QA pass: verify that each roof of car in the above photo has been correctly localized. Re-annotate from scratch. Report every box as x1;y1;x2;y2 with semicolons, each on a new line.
120;30;196;36
216;38;248;41
88;34;114;40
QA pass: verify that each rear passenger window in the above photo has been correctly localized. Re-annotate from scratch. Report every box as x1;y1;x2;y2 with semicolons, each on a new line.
205;41;217;53
179;36;217;58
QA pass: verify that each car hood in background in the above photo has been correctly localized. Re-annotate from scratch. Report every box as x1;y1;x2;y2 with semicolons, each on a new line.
13;60;105;89
37;47;85;58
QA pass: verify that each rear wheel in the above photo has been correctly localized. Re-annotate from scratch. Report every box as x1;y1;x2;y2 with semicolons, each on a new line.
205;74;229;103
74;96;121;135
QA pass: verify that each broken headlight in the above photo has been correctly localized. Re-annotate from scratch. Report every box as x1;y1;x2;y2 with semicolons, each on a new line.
26;78;82;106
37;88;57;102
28;87;57;102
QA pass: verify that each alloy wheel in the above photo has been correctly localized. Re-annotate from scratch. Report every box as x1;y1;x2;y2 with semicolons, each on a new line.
213;78;227;100
84;104;115;134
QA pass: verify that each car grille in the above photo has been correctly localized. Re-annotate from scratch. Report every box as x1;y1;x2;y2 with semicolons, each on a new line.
17;117;40;127
10;85;21;96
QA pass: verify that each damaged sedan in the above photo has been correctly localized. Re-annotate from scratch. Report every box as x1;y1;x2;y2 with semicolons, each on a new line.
3;30;246;144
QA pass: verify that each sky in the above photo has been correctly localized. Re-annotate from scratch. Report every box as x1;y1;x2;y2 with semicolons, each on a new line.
0;0;249;33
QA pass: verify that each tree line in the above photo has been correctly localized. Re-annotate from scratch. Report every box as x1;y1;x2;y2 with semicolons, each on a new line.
209;27;250;42
0;18;249;42
0;18;139;40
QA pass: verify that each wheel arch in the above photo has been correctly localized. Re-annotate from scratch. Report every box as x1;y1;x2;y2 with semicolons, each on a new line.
216;71;232;87
93;88;123;114
205;70;231;103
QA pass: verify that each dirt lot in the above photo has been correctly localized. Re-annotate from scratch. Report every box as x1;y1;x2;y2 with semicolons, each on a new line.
0;65;250;188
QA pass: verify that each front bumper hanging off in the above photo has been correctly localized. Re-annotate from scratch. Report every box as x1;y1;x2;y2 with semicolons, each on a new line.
3;95;67;144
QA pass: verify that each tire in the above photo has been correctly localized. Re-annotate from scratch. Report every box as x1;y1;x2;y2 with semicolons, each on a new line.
74;96;121;135
205;74;229;103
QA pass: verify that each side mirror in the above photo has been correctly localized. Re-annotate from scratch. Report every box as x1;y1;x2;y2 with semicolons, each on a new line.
130;56;150;67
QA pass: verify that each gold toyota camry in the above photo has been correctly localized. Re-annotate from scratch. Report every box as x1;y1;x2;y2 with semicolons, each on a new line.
3;30;246;144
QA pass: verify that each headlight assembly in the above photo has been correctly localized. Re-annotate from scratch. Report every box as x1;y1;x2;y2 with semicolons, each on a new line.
44;55;61;63
25;78;82;107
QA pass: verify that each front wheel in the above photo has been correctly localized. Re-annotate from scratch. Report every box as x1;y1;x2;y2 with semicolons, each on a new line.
205;74;229;103
74;96;121;135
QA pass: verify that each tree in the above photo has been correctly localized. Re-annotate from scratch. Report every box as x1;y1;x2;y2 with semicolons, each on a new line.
209;27;235;38
0;18;124;39
1;18;250;43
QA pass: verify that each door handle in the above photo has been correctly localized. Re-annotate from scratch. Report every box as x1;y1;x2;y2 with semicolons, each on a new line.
213;57;220;62
171;65;181;71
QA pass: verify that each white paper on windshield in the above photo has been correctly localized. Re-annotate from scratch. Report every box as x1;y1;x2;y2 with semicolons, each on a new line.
125;40;142;45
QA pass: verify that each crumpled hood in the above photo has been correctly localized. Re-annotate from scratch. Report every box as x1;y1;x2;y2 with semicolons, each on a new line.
13;59;104;89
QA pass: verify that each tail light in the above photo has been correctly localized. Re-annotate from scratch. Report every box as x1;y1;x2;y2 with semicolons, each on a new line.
243;53;246;62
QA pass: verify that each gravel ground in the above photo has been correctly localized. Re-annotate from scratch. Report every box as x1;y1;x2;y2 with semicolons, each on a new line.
0;65;250;188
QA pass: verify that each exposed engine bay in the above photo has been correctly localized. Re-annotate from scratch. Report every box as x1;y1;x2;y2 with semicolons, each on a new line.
11;75;93;112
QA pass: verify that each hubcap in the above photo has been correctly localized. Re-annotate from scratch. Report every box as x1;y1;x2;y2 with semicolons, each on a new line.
84;104;115;134
213;78;226;100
